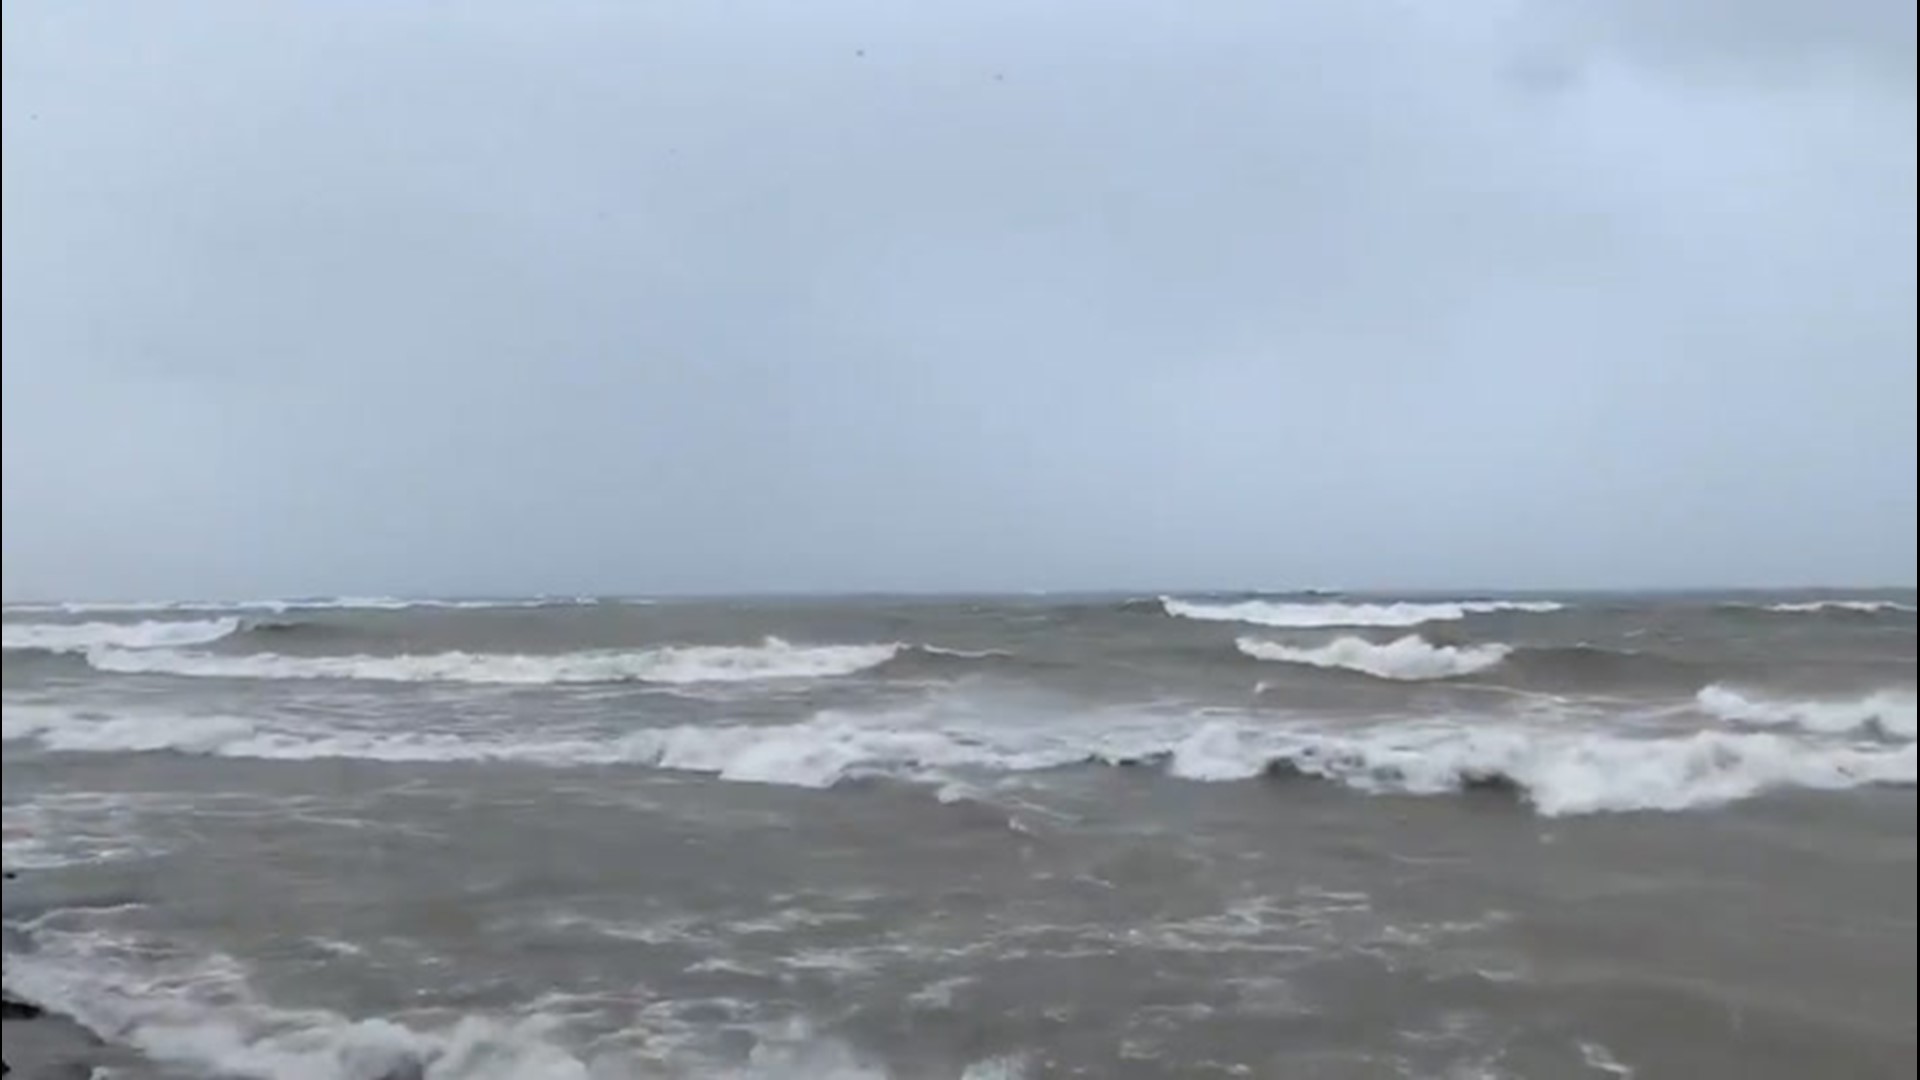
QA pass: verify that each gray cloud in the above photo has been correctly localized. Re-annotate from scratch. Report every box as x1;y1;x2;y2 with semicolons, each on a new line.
1559;0;1916;83
3;0;1913;599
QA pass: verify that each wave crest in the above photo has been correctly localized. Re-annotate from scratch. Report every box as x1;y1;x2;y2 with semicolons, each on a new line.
1757;600;1915;614
1236;635;1510;681
3;595;598;615
11;702;1910;816
2;706;258;754
1162;597;1561;628
79;637;901;685
1696;685;1916;740
1155;721;1915;814
1;618;243;653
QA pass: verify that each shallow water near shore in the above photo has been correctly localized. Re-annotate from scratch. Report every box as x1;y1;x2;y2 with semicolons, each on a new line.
4;591;1915;1078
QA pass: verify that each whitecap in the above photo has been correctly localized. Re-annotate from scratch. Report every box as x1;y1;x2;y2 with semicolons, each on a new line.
1696;684;1916;740
3;596;591;615
1236;635;1510;680
80;637;901;685
10;701;1910;816
1755;600;1914;614
1162;597;1560;628
1189;720;1916;815
2;618;243;653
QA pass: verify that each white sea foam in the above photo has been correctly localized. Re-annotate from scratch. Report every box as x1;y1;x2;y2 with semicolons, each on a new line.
4;704;251;755
0;703;1074;785
2;596;592;615
1;922;665;1079
2;618;242;653
1236;635;1510;680
81;637;901;685
8;701;1909;816
1756;600;1915;614
2;791;169;870
4;600;196;614
1696;685;1917;740
2;913;916;1080
959;1056;1030;1080
1162;720;1916;815
1162;597;1561;628
7;708;262;754
1578;1040;1637;1078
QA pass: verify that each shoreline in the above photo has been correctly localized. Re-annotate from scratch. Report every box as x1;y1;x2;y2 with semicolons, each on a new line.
3;864;147;1080
2;988;110;1080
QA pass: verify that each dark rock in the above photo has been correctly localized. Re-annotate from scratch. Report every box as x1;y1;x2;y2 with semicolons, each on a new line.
338;1045;433;1080
18;1066;90;1080
1262;758;1308;781
1458;769;1525;797
0;993;108;1079
1381;762;1411;781
1265;752;1360;782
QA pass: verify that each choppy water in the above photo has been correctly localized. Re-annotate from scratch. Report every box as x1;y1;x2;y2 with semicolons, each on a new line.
3;591;1915;1078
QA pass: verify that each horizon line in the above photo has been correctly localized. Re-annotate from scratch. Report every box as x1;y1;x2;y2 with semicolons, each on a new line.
5;583;1917;608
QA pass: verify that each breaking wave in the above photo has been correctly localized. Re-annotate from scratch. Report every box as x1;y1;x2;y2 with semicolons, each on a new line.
1696;685;1916;740
1236;635;1510;681
2;705;261;753
1754;600;1915;615
1;618;244;653
1;706;1075;788
1162;597;1562;628
79;637;904;685
1143;721;1915;815
8;702;1910;817
1234;636;1707;691
2;595;599;615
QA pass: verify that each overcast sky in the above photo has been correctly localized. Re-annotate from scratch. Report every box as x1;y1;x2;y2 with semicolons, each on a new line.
3;1;1914;599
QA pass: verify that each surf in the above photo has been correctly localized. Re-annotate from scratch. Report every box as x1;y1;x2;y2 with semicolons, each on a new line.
1235;635;1511;680
1;618;245;653
1161;597;1562;628
77;637;905;685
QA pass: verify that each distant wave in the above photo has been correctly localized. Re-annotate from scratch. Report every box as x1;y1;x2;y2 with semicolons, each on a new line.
2;596;598;615
1750;600;1915;615
284;596;581;612
10;703;1909;816
1236;635;1510;681
79;637;904;685
1;618;243;653
1162;597;1561;628
1696;684;1916;740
